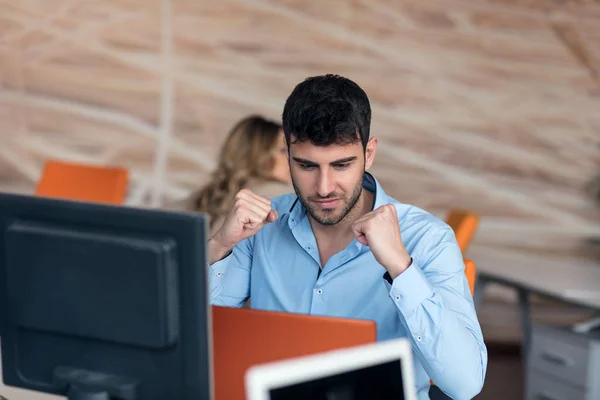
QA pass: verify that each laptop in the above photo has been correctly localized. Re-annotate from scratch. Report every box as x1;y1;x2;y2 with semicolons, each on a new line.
212;306;377;400
244;337;417;400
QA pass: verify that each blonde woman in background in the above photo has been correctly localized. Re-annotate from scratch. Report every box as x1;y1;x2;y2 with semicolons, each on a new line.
187;115;292;236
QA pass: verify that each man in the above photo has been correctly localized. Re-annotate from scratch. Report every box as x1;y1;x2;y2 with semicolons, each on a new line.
208;74;487;399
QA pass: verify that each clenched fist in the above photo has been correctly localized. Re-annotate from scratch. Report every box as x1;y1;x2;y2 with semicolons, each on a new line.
351;204;412;279
209;189;278;263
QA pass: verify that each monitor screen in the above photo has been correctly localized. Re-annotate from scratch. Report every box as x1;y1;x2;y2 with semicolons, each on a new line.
0;193;212;400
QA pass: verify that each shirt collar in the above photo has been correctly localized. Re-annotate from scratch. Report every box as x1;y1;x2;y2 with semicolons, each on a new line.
286;172;390;231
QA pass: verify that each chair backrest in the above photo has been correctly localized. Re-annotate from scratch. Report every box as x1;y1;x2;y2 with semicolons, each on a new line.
35;160;128;204
446;210;480;254
464;258;476;296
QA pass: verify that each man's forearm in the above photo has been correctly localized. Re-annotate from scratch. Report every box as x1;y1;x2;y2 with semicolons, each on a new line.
388;264;487;399
416;309;487;399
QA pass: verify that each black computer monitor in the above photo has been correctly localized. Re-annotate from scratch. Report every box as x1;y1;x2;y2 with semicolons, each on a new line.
0;193;212;400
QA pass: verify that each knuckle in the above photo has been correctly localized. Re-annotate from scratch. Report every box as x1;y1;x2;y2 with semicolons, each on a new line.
258;194;271;206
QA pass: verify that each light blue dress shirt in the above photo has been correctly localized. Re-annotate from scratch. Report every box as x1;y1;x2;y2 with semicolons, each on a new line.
209;173;487;399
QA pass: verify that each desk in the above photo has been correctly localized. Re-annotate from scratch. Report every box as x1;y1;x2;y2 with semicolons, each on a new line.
473;251;600;362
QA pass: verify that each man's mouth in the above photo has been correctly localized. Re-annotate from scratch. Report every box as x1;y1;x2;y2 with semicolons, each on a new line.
313;198;341;208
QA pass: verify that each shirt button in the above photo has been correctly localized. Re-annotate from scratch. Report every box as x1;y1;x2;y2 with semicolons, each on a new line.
317;289;323;294
395;295;400;300
216;272;222;277
416;335;423;342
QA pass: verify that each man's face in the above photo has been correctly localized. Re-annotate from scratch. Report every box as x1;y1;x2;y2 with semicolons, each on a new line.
288;137;377;226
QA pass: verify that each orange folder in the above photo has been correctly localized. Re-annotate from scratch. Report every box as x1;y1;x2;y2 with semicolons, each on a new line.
212;306;377;400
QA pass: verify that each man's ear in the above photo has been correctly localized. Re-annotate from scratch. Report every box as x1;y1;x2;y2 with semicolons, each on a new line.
365;137;378;170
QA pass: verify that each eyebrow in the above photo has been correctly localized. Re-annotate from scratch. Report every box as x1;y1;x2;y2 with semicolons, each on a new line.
291;156;358;165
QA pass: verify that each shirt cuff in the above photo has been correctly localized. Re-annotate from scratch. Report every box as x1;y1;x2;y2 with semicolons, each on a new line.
209;251;233;279
384;261;434;317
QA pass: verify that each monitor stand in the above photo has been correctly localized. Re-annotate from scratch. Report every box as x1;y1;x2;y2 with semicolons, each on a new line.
54;366;138;400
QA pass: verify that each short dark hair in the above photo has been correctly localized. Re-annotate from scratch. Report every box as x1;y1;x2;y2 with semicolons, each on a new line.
282;74;371;150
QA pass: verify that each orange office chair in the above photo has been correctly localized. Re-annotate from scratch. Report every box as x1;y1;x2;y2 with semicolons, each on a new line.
35;160;129;204
446;210;479;254
464;258;476;296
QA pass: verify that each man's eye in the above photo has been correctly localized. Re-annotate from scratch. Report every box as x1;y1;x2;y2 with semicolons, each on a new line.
333;163;350;170
300;164;316;170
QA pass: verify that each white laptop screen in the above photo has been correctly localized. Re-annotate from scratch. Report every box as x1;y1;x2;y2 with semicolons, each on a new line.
245;338;417;400
267;359;405;400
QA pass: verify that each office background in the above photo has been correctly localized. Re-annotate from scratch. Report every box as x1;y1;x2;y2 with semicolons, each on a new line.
1;0;599;359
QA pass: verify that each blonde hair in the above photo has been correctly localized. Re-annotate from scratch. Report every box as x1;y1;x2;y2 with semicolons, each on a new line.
191;115;283;229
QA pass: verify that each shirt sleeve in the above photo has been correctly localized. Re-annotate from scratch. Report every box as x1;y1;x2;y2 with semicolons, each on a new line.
383;228;488;400
209;236;253;308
